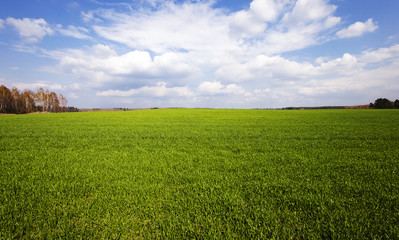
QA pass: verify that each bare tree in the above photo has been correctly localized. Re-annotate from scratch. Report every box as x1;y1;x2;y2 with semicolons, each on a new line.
58;94;68;112
48;92;60;112
11;87;23;113
36;88;45;112
0;85;67;114
0;85;12;113
22;90;36;113
44;89;50;112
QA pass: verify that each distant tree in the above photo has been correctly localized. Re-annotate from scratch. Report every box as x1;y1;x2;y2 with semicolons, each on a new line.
59;94;68;112
11;87;24;113
66;106;79;112
36;88;45;112
374;98;394;109
369;102;374;108
48;92;59;112
22;90;36;113
394;99;399;109
0;85;67;114
44;89;50;112
0;85;12;113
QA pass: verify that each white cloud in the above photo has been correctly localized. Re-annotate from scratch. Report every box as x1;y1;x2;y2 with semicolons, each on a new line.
56;25;91;39
6;0;394;108
69;83;81;90
90;0;339;55
3;81;64;91
198;81;251;96
90;2;234;53
258;0;341;54
6;17;54;43
286;45;399;102
316;53;359;75
97;82;194;97
297;60;399;99
4;17;92;43
216;55;316;82
0;19;5;29
212;43;399;105
82;0;344;66
42;42;399;108
68;93;79;99
43;44;201;86
282;0;337;26
337;18;378;38
142;0;164;7
359;44;399;64
250;0;281;22
81;10;104;23
230;10;265;37
229;0;287;38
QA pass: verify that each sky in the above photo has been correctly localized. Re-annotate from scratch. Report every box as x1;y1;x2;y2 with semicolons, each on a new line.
0;0;398;108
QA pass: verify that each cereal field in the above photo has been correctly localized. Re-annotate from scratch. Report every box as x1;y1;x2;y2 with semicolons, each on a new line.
1;109;398;238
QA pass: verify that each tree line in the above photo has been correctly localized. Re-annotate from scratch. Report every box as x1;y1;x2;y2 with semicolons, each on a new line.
0;85;73;114
370;98;399;109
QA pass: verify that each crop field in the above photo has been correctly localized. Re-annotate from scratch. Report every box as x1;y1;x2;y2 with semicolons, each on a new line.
0;109;399;239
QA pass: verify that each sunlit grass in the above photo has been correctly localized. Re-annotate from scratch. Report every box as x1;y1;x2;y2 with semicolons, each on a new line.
1;109;398;238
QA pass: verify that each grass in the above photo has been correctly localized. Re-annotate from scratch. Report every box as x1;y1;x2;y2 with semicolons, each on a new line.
0;109;398;239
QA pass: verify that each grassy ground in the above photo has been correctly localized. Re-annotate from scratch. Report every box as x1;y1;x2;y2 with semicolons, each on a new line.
1;109;398;239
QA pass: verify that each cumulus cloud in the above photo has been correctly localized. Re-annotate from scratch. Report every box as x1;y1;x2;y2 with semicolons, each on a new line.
229;0;287;37
250;0;281;22
4;0;390;108
0;19;5;29
198;81;251;96
6;17;54;43
337;18;378;38
86;0;342;56
282;0;337;26
71;0;346;84
257;0;341;54
213;44;399;105
292;45;399;102
316;53;359;75
97;82;194;97
43;44;201;86
359;44;399;64
40;43;399;107
89;2;235;54
216;55;316;82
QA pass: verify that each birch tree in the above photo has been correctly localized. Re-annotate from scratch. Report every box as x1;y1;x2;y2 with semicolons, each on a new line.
59;94;68;112
11;87;22;113
0;85;12;113
36;88;45;112
48;92;59;112
22;90;36;113
44;89;50;112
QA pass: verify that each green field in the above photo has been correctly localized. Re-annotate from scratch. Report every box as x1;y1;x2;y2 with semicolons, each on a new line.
1;109;398;239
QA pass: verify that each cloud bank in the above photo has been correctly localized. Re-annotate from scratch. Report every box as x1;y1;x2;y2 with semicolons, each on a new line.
1;0;396;108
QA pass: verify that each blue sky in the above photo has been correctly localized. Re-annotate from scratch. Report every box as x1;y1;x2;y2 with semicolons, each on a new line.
1;0;398;108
